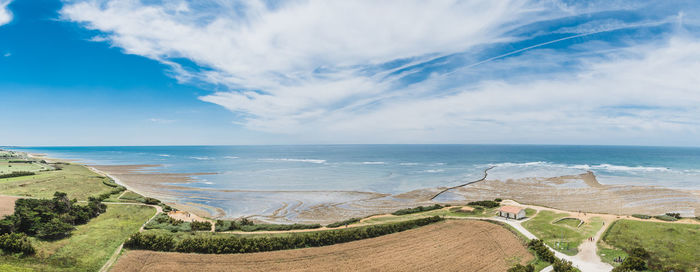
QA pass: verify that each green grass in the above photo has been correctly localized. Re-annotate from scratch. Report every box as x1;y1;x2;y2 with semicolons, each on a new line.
0;164;116;200
554;218;582;228
362;205;497;225
525;208;537;218
0;160;51;174
0;204;156;272
602;219;699;271
114;191;145;203
522;210;603;256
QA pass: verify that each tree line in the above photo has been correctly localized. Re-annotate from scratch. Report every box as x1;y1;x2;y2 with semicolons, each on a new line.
391;204;444;215
127;216;443;254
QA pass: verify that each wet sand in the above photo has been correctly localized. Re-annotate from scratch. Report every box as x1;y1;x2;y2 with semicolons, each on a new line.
89;165;699;224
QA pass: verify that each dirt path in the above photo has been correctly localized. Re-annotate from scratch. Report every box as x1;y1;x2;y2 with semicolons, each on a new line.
167;210;215;232
99;202;162;272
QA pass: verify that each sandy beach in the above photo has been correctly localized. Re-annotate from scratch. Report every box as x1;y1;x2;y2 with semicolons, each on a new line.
88;163;699;224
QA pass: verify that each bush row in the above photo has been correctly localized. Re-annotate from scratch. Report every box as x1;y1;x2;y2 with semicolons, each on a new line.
467;200;500;208
215;218;320;232
652;215;678;222
190;221;212;231
631;214;651;219
0;171;35;179
0;232;34;255
326;218;361;228
128;216;443;254
391;204;443;215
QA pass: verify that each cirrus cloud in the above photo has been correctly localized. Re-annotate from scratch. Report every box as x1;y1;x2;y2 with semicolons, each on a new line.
60;0;700;145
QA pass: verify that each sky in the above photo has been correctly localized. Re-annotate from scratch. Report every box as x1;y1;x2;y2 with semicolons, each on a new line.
1;0;700;146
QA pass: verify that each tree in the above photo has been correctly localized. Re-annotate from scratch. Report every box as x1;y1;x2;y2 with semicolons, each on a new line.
36;218;74;239
508;264;534;272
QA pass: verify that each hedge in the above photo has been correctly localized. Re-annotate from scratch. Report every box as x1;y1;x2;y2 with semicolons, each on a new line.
391;204;443;215
215;219;320;232
326;218;361;228
0;171;35;179
128;216;444;254
467;200;500;208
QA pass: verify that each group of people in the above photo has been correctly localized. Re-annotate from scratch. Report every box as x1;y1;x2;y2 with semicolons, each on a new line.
613;256;625;263
587;237;594;242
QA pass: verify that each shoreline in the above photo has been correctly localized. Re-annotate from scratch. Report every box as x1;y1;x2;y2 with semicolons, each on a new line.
18;151;700;223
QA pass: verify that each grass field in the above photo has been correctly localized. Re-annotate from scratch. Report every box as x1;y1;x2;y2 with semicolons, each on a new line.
362;205;498;225
112;220;534;272
0;160;50;174
0;164;116;200
522;210;603;256
0;204;156;272
601;219;699;271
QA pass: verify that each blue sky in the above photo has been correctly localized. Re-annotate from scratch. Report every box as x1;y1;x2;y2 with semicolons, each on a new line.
1;0;700;146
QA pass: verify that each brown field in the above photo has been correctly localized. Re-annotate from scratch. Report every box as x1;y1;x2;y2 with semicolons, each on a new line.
0;195;19;217
111;220;533;272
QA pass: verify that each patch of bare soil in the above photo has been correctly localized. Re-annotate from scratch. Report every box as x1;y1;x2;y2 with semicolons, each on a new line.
0;195;19;217
111;220;533;272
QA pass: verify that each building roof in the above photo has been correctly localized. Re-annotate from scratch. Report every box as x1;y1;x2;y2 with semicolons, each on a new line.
498;205;524;214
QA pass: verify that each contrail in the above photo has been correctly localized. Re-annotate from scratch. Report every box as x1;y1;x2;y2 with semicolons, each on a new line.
456;20;670;71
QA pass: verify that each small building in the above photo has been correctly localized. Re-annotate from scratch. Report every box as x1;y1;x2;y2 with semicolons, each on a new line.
498;205;526;219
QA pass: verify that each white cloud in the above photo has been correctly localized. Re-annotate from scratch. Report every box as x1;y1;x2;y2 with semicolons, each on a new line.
0;0;13;26
148;118;176;124
60;0;700;144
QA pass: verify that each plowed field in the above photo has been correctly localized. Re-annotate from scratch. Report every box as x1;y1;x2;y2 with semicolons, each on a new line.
112;220;532;272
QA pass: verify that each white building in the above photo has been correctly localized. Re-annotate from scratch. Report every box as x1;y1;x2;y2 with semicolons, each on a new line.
498;205;526;219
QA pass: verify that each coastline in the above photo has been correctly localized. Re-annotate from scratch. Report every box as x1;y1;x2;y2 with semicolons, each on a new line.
21;151;700;223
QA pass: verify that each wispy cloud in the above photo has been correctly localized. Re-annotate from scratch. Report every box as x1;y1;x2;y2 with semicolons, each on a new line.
148;118;176;124
0;0;13;26
60;0;700;144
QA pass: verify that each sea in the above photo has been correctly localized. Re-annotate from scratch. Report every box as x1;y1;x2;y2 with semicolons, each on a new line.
6;145;700;220
8;145;700;191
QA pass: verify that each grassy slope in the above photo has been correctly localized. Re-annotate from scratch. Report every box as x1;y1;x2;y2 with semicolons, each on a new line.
0;164;115;200
0;160;48;174
0;204;156;272
601;219;699;271
522;210;603;256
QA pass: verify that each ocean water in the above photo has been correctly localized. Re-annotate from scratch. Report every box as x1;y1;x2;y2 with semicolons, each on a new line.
8;145;700;192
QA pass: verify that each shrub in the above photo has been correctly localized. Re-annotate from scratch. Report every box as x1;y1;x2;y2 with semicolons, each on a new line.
327;218;361;228
467;200;500;208
507;264;534;272
628;247;649;259
391;204;443;215
553;259;576;272
631;214;651;219
144;213;189;232
190;221;212;231
0;171;35;179
664;213;681;219
528;239;555;263
144;198;161;205
494;198;503;202
0;233;35;255
653;215;678;222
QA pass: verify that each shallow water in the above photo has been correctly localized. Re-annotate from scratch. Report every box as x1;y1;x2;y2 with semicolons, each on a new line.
9;145;700;220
